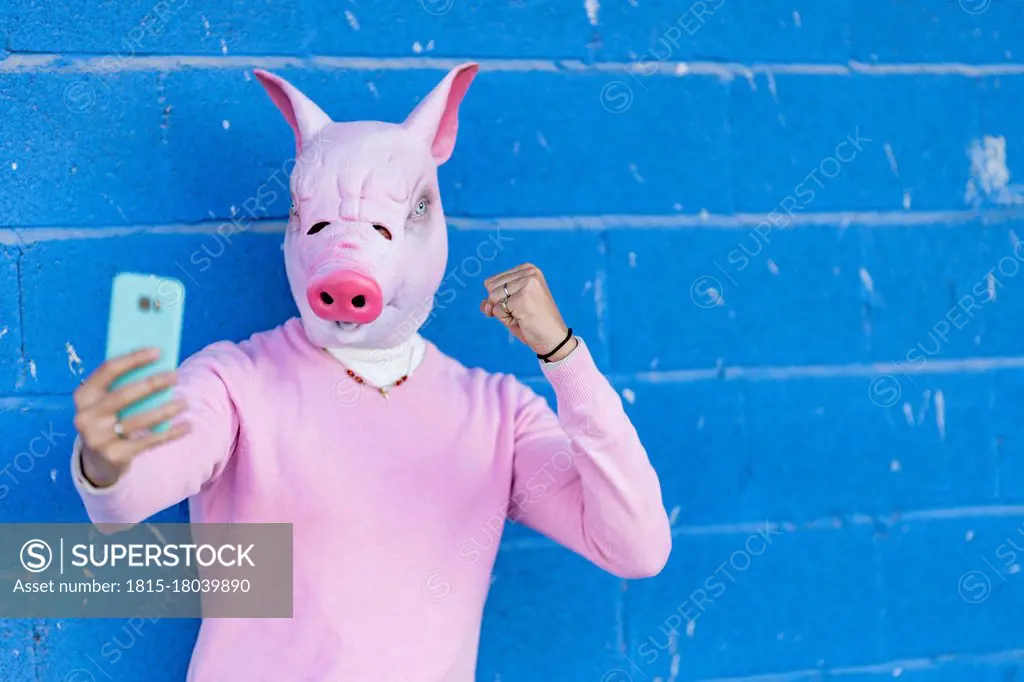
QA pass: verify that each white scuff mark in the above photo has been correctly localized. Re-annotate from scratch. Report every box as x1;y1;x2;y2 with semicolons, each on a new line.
902;191;912;209
965;529;975;541
765;72;778;103
50;469;57;482
892;668;903;678
767;259;779;275
628;163;646;184
219;39;229;55
221;119;230;131
243;71;251;81
858;267;874;294
585;0;600;26
367;82;379;99
230;205;237;216
28;359;37;380
581;280;593;295
412;41;424;54
675;63;689;76
793;11;802;27
685;620;696;637
669;652;681;681
650;357;660;370
902;402;914;426
65;342;84;376
426;40;435;51
743;69;758;91
673;202;684;211
1010;564;1022;574
668;505;681;525
935;390;946;439
200;15;211;37
622;388;636;404
0;326;7;341
696;415;705;430
628;252;637;268
536;133;549;149
988;272;997;301
883;143;900;177
965;135;1024;206
344;10;360;30
890;459;901;473
915;390;933;427
10;162;17;171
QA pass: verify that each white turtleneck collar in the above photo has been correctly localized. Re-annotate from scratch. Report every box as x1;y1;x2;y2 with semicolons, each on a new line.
324;334;427;386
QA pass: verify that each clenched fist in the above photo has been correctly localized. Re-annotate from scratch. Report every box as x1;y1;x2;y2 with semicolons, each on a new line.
480;263;579;362
72;348;191;488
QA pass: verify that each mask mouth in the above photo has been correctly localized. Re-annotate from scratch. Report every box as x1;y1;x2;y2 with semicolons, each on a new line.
328;301;395;332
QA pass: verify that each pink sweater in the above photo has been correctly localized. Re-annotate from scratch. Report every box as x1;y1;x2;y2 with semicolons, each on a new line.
73;318;672;681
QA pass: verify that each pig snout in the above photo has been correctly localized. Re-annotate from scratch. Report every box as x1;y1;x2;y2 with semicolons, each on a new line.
306;270;384;324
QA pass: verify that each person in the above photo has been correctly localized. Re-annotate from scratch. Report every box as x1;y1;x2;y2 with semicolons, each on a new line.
70;63;672;681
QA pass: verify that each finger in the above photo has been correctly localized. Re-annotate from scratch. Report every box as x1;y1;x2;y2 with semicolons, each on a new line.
487;290;528;330
486;272;533;306
76;411;122;452
484;263;535;291
99;371;178;415
74;348;161;409
129;422;193;455
119;398;188;435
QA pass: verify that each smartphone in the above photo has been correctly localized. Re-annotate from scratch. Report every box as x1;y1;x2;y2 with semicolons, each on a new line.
105;273;186;433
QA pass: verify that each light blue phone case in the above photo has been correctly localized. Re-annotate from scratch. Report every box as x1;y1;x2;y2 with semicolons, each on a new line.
105;273;186;433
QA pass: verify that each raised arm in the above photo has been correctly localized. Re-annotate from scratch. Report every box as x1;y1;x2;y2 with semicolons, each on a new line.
508;339;672;578
479;262;671;578
70;342;248;526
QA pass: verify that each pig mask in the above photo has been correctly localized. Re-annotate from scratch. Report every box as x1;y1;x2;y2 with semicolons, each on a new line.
253;64;479;350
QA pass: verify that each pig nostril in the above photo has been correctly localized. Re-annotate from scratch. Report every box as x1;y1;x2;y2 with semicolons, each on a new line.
320;292;334;305
351;295;366;308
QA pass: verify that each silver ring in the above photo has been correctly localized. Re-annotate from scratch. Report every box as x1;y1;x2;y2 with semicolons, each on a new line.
113;421;127;440
500;283;512;317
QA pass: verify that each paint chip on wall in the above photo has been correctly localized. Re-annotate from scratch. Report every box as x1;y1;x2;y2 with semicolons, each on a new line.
585;0;600;26
935;390;946;439
66;342;85;376
965;135;1024;206
621;388;636;404
345;10;360;30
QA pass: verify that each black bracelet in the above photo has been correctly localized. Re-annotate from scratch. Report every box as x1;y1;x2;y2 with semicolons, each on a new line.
538;328;574;362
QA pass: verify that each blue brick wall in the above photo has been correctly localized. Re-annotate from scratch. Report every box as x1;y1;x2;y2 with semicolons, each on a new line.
2;1;1024;680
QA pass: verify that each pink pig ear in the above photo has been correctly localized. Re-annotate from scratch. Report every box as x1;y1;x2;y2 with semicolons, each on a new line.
254;69;332;154
402;63;479;166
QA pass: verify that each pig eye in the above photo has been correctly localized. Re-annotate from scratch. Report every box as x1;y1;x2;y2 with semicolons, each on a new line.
373;224;393;241
412;198;428;217
307;221;330;235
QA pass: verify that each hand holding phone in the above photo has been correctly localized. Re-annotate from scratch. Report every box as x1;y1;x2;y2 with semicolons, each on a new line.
72;274;192;488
